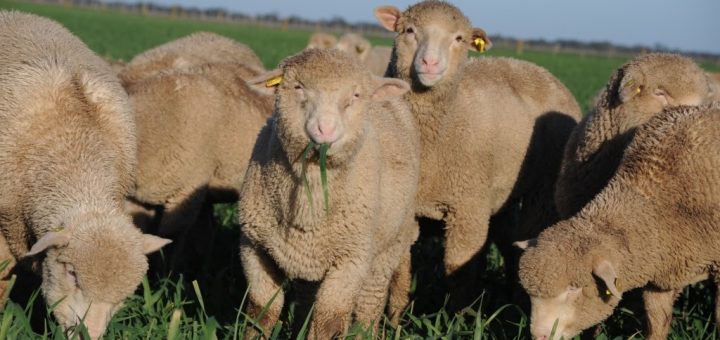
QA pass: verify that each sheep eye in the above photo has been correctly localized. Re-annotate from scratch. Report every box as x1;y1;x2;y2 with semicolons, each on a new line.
354;93;360;98
455;35;463;42
294;84;302;90
405;27;414;34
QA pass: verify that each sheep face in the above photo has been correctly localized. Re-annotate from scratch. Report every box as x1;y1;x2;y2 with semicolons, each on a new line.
606;54;714;130
375;1;491;88
307;32;337;50
518;225;622;339
252;49;409;164
335;33;372;61
26;216;170;339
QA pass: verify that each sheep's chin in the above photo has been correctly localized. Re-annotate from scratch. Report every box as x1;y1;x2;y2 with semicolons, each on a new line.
415;71;445;87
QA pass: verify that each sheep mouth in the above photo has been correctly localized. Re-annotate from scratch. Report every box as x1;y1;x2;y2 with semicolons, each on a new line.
415;70;446;86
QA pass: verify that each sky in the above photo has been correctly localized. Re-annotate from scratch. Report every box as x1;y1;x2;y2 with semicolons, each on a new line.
113;0;720;54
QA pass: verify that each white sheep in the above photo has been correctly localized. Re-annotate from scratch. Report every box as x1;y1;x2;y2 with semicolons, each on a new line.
239;48;420;338
0;11;169;339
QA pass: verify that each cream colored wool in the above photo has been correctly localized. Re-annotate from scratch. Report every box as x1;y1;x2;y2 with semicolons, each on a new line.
555;54;718;218
126;61;273;237
374;0;581;306
519;102;720;340
119;31;265;85
239;49;420;338
0;11;169;339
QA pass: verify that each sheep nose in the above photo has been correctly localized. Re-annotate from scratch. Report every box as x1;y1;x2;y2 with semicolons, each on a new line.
318;120;336;137
422;56;439;67
535;336;548;340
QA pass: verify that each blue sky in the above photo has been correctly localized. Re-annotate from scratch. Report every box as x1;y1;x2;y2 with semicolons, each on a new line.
113;0;720;54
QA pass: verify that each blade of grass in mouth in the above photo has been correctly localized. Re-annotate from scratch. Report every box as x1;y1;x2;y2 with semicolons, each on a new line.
301;141;315;211
319;143;330;213
299;141;331;215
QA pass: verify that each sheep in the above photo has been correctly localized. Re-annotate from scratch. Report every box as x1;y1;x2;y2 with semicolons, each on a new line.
555;54;718;218
119;31;265;86
238;49;420;338
517;101;720;340
0;11;170;339
335;32;393;76
306;31;337;49
374;0;581;307
125;60;273;240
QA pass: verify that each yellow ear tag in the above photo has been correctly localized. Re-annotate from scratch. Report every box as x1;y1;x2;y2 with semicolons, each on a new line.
474;37;486;53
635;87;642;95
265;75;283;88
605;289;612;296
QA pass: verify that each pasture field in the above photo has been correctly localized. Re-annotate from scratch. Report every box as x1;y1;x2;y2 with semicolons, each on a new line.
0;0;718;338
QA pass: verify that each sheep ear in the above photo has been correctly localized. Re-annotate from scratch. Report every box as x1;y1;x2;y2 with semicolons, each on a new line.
470;28;492;53
141;234;172;254
356;40;371;55
24;230;71;257
247;69;284;96
652;88;671;107
371;77;410;100
374;6;402;32
617;68;646;103
513;238;537;250
593;259;622;299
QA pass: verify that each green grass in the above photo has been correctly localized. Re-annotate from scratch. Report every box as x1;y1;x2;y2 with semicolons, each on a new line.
0;0;718;339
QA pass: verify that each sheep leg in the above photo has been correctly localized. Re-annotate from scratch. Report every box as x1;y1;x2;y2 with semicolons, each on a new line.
354;258;394;334
643;287;680;340
443;204;489;311
240;237;285;339
0;233;15;308
310;259;369;339
387;248;412;324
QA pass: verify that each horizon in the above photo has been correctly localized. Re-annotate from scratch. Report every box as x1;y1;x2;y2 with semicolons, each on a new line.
107;0;720;55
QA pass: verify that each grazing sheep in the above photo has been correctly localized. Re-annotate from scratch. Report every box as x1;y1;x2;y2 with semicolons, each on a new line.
239;49;420;338
119;31;265;85
125;61;273;238
518;101;720;340
335;32;392;76
555;54;718;218
374;0;581;306
306;31;337;49
0;11;169;339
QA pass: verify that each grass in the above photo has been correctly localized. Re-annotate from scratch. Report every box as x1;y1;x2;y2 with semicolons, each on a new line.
0;0;718;339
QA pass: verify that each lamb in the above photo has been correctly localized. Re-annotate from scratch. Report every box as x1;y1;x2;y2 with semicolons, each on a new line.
125;61;273;239
374;0;581;307
238;49;420;338
0;11;169;339
517;101;720;340
119;31;265;86
306;31;337;49
335;32;393;76
555;54;718;218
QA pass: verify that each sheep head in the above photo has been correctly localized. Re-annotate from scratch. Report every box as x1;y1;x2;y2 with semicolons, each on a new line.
335;33;372;62
517;220;624;340
25;214;170;339
602;53;713;131
248;48;409;166
306;32;338;50
375;1;491;88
